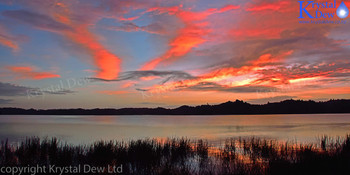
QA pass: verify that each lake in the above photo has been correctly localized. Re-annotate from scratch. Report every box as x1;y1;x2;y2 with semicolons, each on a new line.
1;114;350;146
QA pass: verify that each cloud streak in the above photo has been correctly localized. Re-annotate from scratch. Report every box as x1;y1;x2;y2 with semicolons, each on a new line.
0;82;75;97
3;8;121;80
7;66;60;80
0;24;21;52
140;5;240;70
2;10;73;33
246;1;290;12
0;82;34;96
90;70;194;82
184;82;277;93
0;98;13;104
106;22;166;35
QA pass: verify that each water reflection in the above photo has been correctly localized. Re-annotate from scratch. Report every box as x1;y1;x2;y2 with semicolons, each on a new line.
0;114;349;145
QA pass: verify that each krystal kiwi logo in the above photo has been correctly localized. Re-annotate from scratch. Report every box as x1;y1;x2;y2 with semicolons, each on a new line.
298;0;349;19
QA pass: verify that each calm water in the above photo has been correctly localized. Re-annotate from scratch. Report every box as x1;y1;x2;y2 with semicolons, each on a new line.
0;114;350;146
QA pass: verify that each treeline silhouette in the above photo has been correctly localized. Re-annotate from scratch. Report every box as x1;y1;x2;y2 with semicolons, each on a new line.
1;99;349;115
1;135;350;174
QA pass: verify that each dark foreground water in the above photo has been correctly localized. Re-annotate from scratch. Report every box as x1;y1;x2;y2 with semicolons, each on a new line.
0;114;349;145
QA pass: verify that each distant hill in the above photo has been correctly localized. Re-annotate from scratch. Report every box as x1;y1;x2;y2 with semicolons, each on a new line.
0;99;349;115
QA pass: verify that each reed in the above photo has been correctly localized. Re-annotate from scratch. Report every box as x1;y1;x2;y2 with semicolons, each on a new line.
1;135;349;174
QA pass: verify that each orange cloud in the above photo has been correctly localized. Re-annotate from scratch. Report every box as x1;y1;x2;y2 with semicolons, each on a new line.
65;26;121;80
230;1;300;40
246;1;290;12
140;5;240;70
251;50;293;66
52;4;121;80
98;90;129;95
146;50;294;93
231;28;285;39
140;76;160;81
219;5;240;12
0;36;19;52
288;76;322;84
0;26;19;52
121;81;137;88
118;16;140;21
7;66;60;80
298;87;350;95
140;24;208;70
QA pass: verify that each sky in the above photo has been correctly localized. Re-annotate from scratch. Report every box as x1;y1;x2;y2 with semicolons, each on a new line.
0;0;349;109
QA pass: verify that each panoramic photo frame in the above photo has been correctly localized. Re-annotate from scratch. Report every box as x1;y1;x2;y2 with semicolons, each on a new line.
0;0;350;174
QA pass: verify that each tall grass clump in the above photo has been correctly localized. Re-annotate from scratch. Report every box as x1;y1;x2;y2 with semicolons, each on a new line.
1;135;350;175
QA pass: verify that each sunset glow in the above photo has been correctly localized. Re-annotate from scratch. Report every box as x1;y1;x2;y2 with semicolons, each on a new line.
0;0;349;109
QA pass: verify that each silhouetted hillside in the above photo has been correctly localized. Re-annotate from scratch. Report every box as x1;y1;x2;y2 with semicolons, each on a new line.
0;99;349;115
